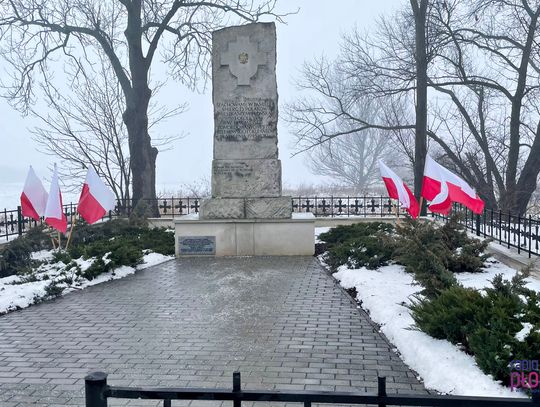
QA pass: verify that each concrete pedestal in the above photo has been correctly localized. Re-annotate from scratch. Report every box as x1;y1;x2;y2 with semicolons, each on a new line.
174;213;315;256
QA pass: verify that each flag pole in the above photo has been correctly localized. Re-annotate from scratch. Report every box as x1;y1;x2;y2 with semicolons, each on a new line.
65;215;77;250
57;231;62;251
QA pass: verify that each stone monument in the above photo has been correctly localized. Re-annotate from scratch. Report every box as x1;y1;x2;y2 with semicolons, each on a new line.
200;22;291;219
174;22;314;256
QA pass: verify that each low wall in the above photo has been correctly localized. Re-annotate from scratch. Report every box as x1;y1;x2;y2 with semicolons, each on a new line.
149;216;399;229
148;216;540;278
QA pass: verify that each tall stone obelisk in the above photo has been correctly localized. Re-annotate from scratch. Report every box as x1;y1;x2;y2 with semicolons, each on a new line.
200;22;291;219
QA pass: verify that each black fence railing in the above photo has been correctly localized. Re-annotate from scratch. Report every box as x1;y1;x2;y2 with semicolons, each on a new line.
85;371;538;407
1;196;405;242
0;202;117;242
147;196;407;218
3;197;540;258
433;204;540;258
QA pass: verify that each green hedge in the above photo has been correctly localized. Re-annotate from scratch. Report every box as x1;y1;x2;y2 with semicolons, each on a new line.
318;217;540;386
0;220;174;281
411;273;540;386
318;216;489;299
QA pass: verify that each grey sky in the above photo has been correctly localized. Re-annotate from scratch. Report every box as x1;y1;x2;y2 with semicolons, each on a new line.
0;0;402;207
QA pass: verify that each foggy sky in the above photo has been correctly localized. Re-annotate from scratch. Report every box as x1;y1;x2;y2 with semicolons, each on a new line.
0;0;402;207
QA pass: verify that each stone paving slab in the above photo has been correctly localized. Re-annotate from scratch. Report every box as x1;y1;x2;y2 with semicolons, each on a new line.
0;257;425;405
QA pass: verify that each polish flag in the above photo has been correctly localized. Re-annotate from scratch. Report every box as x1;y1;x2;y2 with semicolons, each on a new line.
20;166;48;221
44;165;68;233
77;167;116;224
378;160;419;219
421;155;484;214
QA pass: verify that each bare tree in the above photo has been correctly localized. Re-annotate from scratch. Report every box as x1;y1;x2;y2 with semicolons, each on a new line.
306;130;392;193
427;0;540;213
0;0;288;214
286;2;442;210
410;0;429;212
30;55;184;207
287;0;540;213
285;58;405;191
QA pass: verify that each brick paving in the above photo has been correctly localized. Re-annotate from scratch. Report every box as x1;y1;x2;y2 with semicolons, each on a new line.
0;256;425;406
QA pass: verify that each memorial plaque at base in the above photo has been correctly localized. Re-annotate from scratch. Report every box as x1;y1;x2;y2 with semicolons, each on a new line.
178;236;216;255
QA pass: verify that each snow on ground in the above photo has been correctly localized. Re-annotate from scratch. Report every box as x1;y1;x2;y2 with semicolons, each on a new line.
457;257;540;292
333;264;524;397
31;250;55;262
292;212;316;220
315;227;331;243
0;251;173;315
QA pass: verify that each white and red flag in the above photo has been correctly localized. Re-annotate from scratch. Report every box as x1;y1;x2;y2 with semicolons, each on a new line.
421;155;484;215
77;167;116;224
44;165;68;233
378;160;419;219
20;166;48;221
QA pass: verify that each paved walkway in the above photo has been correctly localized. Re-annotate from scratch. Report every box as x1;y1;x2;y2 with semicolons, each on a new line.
0;257;425;406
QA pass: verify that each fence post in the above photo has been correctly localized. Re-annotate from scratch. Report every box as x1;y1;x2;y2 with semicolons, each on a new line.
85;371;108;407
475;214;481;237
529;215;532;258
377;376;386;407
532;390;540;405
508;212;511;249
517;214;521;254
17;206;23;237
233;371;241;407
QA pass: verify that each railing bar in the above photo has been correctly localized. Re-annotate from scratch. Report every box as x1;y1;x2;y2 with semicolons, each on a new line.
104;387;536;405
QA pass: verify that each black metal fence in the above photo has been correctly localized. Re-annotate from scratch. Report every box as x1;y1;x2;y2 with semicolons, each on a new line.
151;196;406;218
433;204;540;258
0;202;87;242
1;196;406;242
3;197;540;258
85;371;538;407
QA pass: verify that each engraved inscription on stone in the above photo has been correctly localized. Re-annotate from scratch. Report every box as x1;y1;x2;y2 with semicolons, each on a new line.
200;23;291;219
212;159;281;198
221;36;266;86
215;98;276;142
214;162;253;180
178;236;216;255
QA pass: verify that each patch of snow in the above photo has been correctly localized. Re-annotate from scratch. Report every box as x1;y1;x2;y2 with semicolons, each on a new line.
0;279;49;314
0;251;173;315
515;323;533;342
292;212;315;220
78;265;136;289
333;265;522;398
138;252;174;269
178;213;199;220
457;257;540;293
315;227;331;243
31;250;54;262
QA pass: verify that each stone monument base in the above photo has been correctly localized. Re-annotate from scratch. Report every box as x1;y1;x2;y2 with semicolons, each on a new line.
174;213;314;256
200;196;292;219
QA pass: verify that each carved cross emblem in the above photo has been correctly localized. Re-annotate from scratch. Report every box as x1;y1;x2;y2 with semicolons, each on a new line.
221;36;266;86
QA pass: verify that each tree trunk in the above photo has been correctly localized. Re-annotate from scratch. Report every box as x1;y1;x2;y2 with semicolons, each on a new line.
123;0;159;216
504;10;539;214
124;89;159;216
412;0;429;215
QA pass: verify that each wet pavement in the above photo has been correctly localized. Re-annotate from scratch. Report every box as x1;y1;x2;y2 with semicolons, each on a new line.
0;256;425;406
